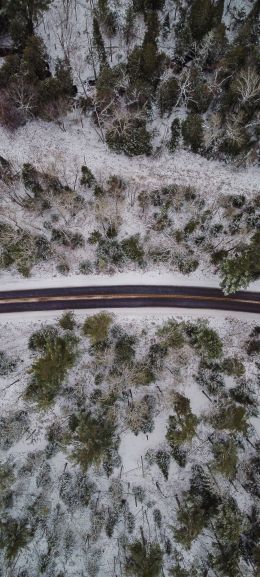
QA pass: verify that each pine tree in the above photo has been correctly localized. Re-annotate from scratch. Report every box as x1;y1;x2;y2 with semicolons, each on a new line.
157;77;179;115
93;17;107;64
174;497;206;548
7;0;52;38
212;436;238;479
124;5;135;44
155;449;170;480
22;35;50;82
220;233;260;294
168;118;181;152
182;114;204;153
211;499;247;577
125;540;163;577
190;0;224;42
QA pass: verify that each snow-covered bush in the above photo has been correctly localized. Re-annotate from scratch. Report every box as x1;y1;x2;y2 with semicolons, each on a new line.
0;350;17;376
106;115;152;156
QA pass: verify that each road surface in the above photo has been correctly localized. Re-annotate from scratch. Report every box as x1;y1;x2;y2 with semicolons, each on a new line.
0;285;259;314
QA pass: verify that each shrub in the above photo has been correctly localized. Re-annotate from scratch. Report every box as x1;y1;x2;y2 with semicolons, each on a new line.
80;165;96;187
79;260;93;274
114;333;136;364
72;411;117;471
28;325;58;351
59;311;76;331
121;234;144;264
188;321;223;360
0;222;51;276
177;256;199;274
157;319;185;349
51;228;85;249
182;114;204;153
133;362;155;385
126;395;155;435
222;356;245;377
106;116;152;156
82;311;113;344
0;350;17;376
56;260;70;275
0;89;26;129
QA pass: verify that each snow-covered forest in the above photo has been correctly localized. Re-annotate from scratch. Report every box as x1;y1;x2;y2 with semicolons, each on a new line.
0;0;259;291
0;309;260;576
0;1;260;576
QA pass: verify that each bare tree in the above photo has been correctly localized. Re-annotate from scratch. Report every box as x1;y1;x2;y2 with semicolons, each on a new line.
233;67;260;106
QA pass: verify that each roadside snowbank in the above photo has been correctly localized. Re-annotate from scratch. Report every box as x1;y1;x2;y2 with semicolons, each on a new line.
1;269;260;292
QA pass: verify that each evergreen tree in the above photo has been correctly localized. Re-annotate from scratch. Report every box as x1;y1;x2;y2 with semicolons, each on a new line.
6;0;52;41
166;394;198;447
174;497;206;548
220;232;260;294
190;0;224;42
22;35;50;82
210;400;249;435
211;499;247;577
190;464;220;518
125;540;163;577
155;449;170;480
168;118;181;152
0;517;34;561
93;17;107;64
124;5;135;44
212;436;238;479
143;10;160;45
182;114;204;153
157;77;179;115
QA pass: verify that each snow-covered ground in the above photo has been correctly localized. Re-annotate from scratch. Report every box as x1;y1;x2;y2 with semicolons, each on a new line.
1;268;260;291
1;117;259;196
